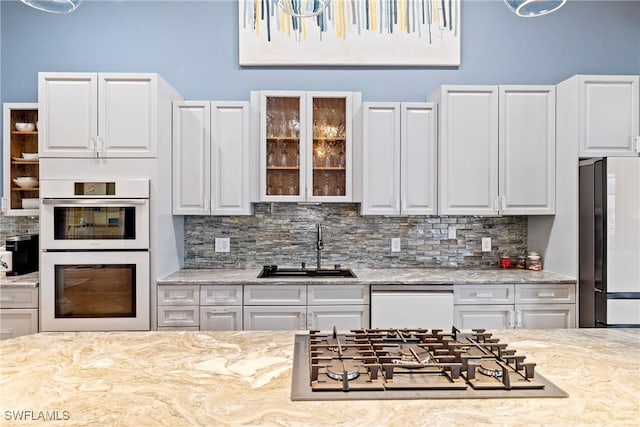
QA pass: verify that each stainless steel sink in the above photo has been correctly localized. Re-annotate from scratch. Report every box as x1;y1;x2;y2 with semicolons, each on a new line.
258;265;356;278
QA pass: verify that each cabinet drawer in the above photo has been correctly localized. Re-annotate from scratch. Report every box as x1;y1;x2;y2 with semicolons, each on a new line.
157;306;199;327
244;285;306;306
0;309;38;339
308;285;370;305
0;288;38;309
454;285;514;304
158;285;200;306
200;306;242;331
515;284;576;304
201;285;243;306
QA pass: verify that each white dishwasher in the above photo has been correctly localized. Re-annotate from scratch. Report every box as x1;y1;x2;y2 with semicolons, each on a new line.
370;285;454;329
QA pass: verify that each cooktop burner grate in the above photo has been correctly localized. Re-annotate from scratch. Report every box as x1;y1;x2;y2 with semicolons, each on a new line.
291;327;569;400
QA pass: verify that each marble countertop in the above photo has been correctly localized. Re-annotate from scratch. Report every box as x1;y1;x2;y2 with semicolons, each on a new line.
0;271;39;288
1;329;638;426
159;268;576;286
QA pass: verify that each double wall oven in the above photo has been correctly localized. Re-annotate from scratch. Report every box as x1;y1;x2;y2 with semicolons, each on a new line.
40;179;150;331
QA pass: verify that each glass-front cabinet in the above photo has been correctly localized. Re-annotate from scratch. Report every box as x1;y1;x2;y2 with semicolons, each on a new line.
2;103;39;216
255;91;358;202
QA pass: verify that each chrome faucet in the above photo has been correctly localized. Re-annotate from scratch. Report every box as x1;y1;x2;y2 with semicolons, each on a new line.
316;224;324;270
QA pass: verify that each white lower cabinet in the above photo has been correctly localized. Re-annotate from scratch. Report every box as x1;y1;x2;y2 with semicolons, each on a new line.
243;284;306;330
243;306;307;330
200;285;243;331
454;283;576;329
307;285;369;330
0;287;38;340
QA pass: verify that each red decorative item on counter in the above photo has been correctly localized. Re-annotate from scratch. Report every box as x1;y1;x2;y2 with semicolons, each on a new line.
499;256;512;269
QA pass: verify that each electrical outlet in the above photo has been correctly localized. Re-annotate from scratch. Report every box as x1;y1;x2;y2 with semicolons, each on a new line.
481;237;492;252
215;237;230;253
391;238;401;253
448;226;457;239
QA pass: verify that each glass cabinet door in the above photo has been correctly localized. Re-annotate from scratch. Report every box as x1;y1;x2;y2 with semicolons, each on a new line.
261;93;305;201
308;94;351;202
257;91;354;202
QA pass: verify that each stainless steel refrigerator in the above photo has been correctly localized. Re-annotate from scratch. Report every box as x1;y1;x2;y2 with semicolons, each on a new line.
579;157;640;328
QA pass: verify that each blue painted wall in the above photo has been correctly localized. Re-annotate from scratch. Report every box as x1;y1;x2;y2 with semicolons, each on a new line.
1;0;639;194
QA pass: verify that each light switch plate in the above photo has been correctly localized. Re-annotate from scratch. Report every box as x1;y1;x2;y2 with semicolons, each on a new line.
481;237;492;252
391;238;401;253
215;237;230;253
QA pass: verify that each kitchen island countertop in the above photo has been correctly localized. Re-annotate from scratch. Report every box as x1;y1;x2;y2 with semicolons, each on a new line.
1;329;638;426
158;268;575;286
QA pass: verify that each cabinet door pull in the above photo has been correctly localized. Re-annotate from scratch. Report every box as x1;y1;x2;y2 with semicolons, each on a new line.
475;292;494;298
508;310;515;329
537;291;556;298
501;195;507;211
0;296;15;302
168;292;188;299
168;313;188;321
516;310;523;328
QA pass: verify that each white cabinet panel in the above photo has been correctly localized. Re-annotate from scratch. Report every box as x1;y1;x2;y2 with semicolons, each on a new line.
515;284;576;304
454;284;514;305
38;73;97;157
243;306;306;330
499;86;556;214
0;309;38;340
244;285;307;306
212;102;251;215
579;75;639;157
454;305;513;330
437;86;499;215
39;72;176;158
307;305;369;331
401;103;438;215
307;285;369;305
361;102;401;215
200;285;243;306
172;101;211;215
99;74;157;157
517;304;576;329
200;306;242;331
157;306;199;328
360;102;437;215
158;285;200;306
172;101;251;215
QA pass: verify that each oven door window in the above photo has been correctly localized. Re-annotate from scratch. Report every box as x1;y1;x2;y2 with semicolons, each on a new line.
54;264;136;318
53;206;136;240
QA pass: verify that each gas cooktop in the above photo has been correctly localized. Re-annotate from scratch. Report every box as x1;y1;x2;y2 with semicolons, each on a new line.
291;328;568;400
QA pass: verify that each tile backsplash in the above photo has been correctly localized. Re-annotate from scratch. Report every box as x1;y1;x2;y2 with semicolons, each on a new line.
0;213;39;245
184;203;527;269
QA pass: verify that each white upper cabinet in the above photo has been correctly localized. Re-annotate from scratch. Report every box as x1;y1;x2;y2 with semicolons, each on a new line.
172;101;251;215
499;86;556;215
172;101;211;215
576;75;639;157
362;102;400;215
433;86;499;215
38;72;173;158
252;90;360;203
401;103;438;215
431;85;555;215
361;102;437;216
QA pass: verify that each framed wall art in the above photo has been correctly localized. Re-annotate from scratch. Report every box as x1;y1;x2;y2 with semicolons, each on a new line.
239;0;461;66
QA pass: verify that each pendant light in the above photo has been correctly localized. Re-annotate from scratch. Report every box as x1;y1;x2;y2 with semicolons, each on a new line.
277;0;330;18
504;0;566;17
20;0;82;14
